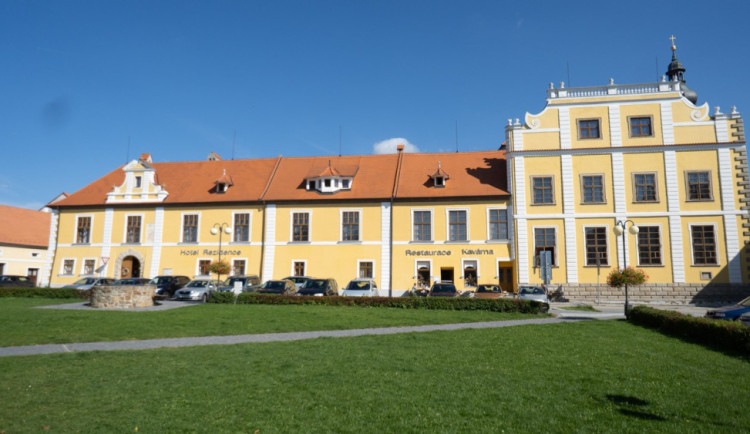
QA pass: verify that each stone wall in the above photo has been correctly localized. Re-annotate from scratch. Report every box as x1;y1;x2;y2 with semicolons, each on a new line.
90;285;156;308
560;283;750;306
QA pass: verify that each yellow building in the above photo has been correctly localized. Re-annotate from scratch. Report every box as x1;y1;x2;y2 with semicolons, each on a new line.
505;42;748;302
46;150;510;296
0;204;51;285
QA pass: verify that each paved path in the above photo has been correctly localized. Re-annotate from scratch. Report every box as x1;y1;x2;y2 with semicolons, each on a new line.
1;317;578;358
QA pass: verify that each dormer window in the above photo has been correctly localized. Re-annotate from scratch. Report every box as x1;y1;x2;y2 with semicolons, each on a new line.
324;179;331;188
342;179;350;189
305;160;355;194
430;161;450;188
135;176;142;188
214;169;234;194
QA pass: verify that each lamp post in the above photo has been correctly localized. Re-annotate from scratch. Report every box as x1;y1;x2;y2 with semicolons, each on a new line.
613;219;639;315
210;223;232;283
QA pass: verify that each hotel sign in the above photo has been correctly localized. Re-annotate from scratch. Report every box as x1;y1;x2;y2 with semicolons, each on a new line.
180;249;242;256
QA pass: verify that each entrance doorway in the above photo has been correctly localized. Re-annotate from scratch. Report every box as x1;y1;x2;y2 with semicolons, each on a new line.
416;262;430;289
463;261;477;288
121;256;141;278
498;263;514;293
440;267;454;283
27;268;39;285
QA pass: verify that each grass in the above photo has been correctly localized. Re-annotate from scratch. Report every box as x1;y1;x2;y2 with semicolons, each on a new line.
559;304;601;312
0;297;536;347
1;320;748;432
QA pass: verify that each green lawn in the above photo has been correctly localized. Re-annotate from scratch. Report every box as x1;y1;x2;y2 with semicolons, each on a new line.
0;297;535;346
1;319;747;432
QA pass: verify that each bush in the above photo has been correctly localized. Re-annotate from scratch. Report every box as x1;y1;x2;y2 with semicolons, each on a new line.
210;293;549;314
628;305;750;356
607;267;648;288
0;287;89;299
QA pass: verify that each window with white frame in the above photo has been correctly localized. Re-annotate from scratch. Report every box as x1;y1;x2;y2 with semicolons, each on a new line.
126;215;141;243
637;226;662;265
534;227;556;266
183;214;199;243
82;259;96;275
198;259;211;276
232;259;246;276
488;209;508;240
448;210;467;241
584;227;608;266
62;259;75;275
292;212;309;242
233;213;250;242
76;216;91;244
413;210;432;241
342;211;360;241
359;261;373;279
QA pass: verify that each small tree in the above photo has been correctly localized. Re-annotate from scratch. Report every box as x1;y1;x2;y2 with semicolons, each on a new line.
607;267;648;288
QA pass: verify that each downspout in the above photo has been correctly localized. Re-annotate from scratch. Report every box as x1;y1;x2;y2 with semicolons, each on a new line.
390;145;406;297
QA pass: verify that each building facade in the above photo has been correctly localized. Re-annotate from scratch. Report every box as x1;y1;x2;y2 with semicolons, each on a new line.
0;204;50;285
505;44;748;303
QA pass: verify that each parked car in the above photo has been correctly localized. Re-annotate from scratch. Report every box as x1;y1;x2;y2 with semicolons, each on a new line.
297;278;339;296
0;275;35;287
113;277;152;285
256;279;297;296
705;296;750;321
740;312;750;327
474;284;503;299
342;279;379;297
283;276;313;290
63;277;115;290
174;279;220;302
150;275;191;298
217;275;262;293
517;285;549;304
428;282;459;297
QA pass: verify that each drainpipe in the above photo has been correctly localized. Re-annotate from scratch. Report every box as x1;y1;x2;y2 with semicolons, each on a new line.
389;145;406;297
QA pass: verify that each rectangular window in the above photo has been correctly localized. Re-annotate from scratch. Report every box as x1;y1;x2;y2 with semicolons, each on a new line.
233;260;246;276
488;209;508;240
582;175;605;204
292;212;309;242
83;259;96;275
584;227;608;266
686;171;712;201
531;176;554;205
413;211;432;241
342;211;360;241
126;216;141;243
449;210;467;241
183;214;198;243
634;173;658;202
198;260;211;276
135;176;142;188
534;228;556;266
77;216;91;244
234;213;250;242
578;119;600;139
638;226;662;265
691;225;717;265
359;261;373;279
294;261;305;276
63;259;75;275
630;116;652;137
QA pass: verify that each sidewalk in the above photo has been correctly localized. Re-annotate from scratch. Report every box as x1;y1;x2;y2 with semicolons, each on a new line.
551;301;709;318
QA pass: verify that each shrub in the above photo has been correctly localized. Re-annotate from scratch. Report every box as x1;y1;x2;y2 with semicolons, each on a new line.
607;267;648;288
0;287;89;299
208;260;231;276
214;293;549;314
628;305;750;356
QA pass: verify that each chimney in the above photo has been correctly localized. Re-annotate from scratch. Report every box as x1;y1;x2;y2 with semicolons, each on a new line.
397;144;405;153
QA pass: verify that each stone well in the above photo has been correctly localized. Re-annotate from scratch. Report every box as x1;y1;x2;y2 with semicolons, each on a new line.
90;285;157;308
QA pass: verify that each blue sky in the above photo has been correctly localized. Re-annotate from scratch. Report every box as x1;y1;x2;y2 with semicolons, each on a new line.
2;0;748;209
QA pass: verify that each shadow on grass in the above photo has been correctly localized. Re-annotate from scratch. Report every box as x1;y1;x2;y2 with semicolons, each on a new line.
604;394;666;422
627;322;750;362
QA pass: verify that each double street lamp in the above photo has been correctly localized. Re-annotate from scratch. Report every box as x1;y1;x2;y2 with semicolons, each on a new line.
211;223;232;283
613;219;639;315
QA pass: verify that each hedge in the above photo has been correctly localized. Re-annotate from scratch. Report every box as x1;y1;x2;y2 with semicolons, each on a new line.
208;292;550;314
0;287;89;299
628;305;750;356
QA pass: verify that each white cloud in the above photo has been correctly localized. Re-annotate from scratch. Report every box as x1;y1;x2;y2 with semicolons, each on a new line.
372;138;420;154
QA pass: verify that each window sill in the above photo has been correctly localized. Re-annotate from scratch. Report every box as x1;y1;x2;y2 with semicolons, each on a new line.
685;199;715;203
485;239;510;244
410;240;435;244
289;241;311;244
580;202;607;205
632;201;660;204
229;241;251;245
73;243;91;246
178;242;199;245
338;241;362;244
636;264;664;268
691;264;721;268
121;242;141;246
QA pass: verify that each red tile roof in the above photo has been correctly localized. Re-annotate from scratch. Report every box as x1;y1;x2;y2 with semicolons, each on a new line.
50;150;508;207
0;204;51;248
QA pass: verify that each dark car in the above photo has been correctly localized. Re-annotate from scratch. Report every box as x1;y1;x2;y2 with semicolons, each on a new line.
113;277;152;285
428;282;459;297
217;275;262;293
257;279;297;296
705;296;750;321
297;278;339;296
0;275;35;287
149;275;191;298
474;284;503;299
283;276;313;290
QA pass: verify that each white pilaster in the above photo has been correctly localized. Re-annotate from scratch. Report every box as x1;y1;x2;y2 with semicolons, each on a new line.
564;217;577;283
660;102;675;145
559;108;571;149
611;152;626;214
261;205;276;280
714;115;729;142
41;210;59;287
100;208;114;277
149;207;164;277
513;156;527;215
608;105;622;147
560;154;575;214
380;202;391;292
669;215;685;282
516;218;529;283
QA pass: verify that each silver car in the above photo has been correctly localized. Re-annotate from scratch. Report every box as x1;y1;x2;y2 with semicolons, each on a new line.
63;277;115;290
740;312;750;327
174;279;220;302
517;285;550;303
342;279;379;297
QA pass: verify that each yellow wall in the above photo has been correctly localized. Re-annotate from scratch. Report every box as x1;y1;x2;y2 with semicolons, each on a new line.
523;156;563;215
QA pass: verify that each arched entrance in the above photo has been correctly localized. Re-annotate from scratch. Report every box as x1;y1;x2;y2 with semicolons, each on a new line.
121;256;141;278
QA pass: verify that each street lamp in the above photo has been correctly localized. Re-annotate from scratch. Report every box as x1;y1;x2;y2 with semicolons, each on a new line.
210;223;232;283
613;219;639;315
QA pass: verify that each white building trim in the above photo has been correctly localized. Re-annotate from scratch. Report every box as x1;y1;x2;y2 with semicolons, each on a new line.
262;205;276;280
